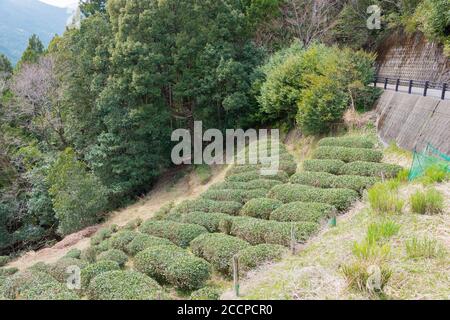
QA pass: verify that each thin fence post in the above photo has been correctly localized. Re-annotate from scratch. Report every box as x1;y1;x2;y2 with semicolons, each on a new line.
233;255;240;297
374;77;377;88
408;80;413;94
290;223;296;255
442;83;447;100
395;79;400;91
424;81;429;97
384;78;388;89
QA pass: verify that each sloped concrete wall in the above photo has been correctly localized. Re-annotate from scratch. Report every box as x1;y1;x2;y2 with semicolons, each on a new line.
376;91;450;155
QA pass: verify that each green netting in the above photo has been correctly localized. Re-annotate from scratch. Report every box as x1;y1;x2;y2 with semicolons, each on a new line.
408;143;450;181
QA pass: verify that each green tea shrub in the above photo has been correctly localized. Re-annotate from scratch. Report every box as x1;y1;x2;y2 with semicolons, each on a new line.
125;233;175;256
180;212;231;233
226;170;289;183
313;147;383;163
80;247;98;263
209;179;282;191
240;198;283;219
139;220;208;248
134;245;211;291
0;267;18;276
190;233;250;274
64;248;82;260
269;184;359;211
302;159;345;175
90;226;116;246
291;172;377;193
201;189;268;204
88;270;167;300
238;244;286;273
190;287;220;300
20;281;79;300
0;256;9;267
48;258;88;283
80;260;120;289
318;136;375;149
270;202;335;223
339;161;403;178
174;199;242;215
97;249;128;268
122;218;143;231
108;231;139;251
2;270;58;299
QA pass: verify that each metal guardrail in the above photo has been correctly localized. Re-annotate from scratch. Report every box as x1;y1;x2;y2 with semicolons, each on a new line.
374;76;448;100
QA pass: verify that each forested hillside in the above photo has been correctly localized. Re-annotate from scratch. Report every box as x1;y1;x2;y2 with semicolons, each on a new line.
0;0;448;257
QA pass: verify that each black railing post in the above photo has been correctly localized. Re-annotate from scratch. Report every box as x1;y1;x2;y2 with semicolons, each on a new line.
424;81;429;97
395;79;400;91
409;80;413;94
384;78;388;89
374;77;377;88
442;83;447;100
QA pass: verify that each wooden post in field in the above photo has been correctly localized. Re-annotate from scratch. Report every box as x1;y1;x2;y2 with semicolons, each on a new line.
233;255;240;297
290;223;296;255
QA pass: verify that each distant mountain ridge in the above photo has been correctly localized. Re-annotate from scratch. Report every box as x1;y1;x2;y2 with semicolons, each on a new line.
0;0;71;65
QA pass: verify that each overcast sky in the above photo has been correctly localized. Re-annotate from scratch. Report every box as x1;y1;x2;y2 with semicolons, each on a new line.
39;0;78;9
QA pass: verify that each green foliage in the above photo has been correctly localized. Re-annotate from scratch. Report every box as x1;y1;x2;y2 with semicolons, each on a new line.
122;218;143;231
368;182;404;214
290;172;377;193
125;234;175;256
405;237;445;259
240;198;283;219
16;34;44;69
226;170;289;183
174;199;242;215
269;184;359;211
270;202;336;223
80;260;120;290
419;164;449;185
96;249;128;268
341;261;392;294
238;244;286;273
134;245;211;291
194;165;213;185
179;212;231;233
2;270;60;300
190;287;220;300
0;54;12;75
80;0;107;17
318;136;375;149
412;0;450;46
139;220;208;248
210;179;282;191
88;270;166;300
409;188;444;215
366;220;400;245
313;147;383;163
339;161;403;178
0;267;18;276
190;233;251;274
108;231;139;251
48;258;88;283
303;159;346;175
352;241;391;263
80;247;98;263
0;256;9;267
64;249;82;260
201;189;268;204
47;149;108;236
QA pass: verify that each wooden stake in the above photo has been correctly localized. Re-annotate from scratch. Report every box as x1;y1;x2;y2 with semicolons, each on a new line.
290;223;296;255
233;255;240;297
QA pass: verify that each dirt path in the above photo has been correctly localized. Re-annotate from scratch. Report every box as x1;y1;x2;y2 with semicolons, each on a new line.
7;164;230;271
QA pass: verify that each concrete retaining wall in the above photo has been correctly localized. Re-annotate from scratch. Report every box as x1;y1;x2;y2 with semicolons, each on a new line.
376;91;450;155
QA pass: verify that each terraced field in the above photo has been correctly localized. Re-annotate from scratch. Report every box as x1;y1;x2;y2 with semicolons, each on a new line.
0;135;403;300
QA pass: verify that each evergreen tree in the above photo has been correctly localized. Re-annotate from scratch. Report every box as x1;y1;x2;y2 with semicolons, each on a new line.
80;0;107;17
0;54;12;76
17;34;44;68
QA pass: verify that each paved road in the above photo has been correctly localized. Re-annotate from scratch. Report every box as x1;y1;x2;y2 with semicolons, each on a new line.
373;82;449;100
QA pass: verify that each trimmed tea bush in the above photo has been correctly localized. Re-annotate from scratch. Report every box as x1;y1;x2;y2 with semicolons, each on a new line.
97;249;128;268
139;220;208;248
134;245;211;291
109;231;139;251
80;247;98;263
190;287;220;300
20;281;79;300
240;198;283;219
80;260;121;289
226;166;261;178
2;270;59;299
48;258;88;283
238;244;286;273
269;184;359;211
303;159;345;175
201;189;268;204
226;217;319;246
410;188;444;215
0;268;18;276
122;218;143;231
90;225;117;246
190;233;250;274
0;256;9;267
270;202;336;223
181;212;231;233
226;170;289;183
313;147;383;163
290;172;377;193
125;234;175;256
339;161;403;178
88;270;167;300
209;179;282;191
64;249;82;260
318;136;375;149
174;199;242;215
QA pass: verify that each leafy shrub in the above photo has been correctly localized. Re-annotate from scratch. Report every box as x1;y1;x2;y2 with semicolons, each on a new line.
97;249;128;268
318;136;375;149
366;220;400;245
140;220;208;248
47;148;108;236
290;172;377;193
95;239;111;253
0;256;9;267
270;202;336;223
80;260;120;290
125;233;175;256
313;146;383;163
108;231;139;251
268;184;359;211
0;267;18;276
134;245;211;291
153;202;175;220
122;218;143;231
174;199;242;215
303;159;345;175
88;270;167;300
201;189;268;204
210;179;282;191
410;188;444;215
20;280;79;300
64;248;82;260
226;170;289;183
339;161;403;178
226;166;261;178
367;182;404;214
80;247;98;263
240;198;283;219
405;237;445;259
2;270;59;299
190;233;250;274
180;212;231;233
190;287;220;300
225;216;319;246
341;261;392;294
90;226;116;246
48;258;88;283
238;244;286;273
